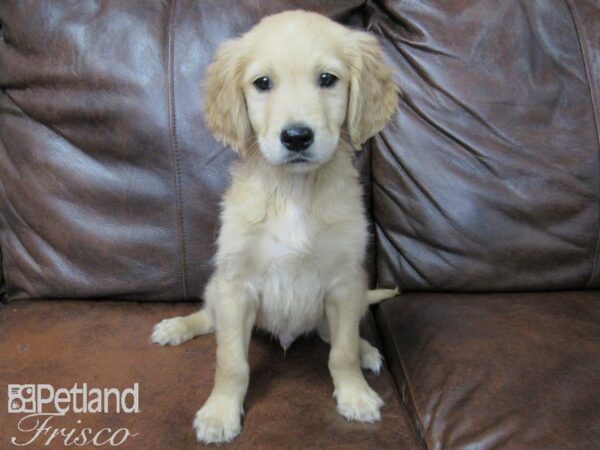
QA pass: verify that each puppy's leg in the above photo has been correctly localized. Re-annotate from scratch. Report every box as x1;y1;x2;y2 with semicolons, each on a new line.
326;280;384;423
151;308;215;346
194;279;257;444
317;318;383;374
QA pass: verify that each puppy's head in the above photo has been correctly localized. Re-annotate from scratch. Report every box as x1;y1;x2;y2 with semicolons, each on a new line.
204;11;398;172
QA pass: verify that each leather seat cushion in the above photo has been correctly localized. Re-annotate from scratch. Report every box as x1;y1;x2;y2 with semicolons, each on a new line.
375;291;600;449
0;300;421;449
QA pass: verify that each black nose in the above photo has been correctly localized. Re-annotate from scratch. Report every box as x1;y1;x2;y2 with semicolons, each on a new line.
280;126;314;152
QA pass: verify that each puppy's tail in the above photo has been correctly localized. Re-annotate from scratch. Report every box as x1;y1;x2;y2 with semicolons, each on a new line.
367;288;400;305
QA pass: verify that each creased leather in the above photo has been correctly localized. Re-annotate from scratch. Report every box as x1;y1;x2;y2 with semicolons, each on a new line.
0;0;365;301
367;0;600;292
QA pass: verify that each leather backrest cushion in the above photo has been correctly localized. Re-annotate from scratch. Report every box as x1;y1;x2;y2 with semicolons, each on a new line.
367;0;600;291
0;0;364;301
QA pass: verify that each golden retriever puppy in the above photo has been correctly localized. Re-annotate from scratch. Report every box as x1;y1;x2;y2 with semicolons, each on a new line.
151;10;399;444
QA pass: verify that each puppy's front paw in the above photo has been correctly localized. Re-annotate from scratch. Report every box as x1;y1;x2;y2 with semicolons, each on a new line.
334;384;384;423
151;317;193;346
193;399;242;444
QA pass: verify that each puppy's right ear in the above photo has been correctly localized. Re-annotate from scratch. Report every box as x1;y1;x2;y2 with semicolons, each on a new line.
203;39;252;154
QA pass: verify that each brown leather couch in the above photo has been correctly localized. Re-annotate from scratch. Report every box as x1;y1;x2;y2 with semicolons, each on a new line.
1;1;599;449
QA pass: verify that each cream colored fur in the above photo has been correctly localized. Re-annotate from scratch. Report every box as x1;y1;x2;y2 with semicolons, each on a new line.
151;10;399;444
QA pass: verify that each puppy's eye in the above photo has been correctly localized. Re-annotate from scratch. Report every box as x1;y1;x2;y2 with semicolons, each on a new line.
319;72;338;88
253;76;272;91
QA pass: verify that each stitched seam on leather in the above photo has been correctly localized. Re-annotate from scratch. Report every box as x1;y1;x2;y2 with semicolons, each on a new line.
167;0;188;299
0;243;5;303
375;305;431;450
565;0;600;288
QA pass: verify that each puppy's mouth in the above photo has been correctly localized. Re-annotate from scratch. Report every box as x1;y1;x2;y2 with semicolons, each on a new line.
286;156;313;164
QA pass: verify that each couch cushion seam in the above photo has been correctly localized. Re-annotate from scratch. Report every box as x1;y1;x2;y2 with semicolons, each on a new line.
564;0;600;288
369;138;378;286
166;0;189;299
362;1;378;289
376;305;431;450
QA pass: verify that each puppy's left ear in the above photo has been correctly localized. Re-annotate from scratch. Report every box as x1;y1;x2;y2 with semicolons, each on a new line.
346;32;399;150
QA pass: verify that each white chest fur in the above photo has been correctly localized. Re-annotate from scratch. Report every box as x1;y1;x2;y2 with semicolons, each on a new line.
252;199;326;337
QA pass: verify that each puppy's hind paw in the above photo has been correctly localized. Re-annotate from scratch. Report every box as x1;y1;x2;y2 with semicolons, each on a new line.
360;342;383;374
151;317;194;346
